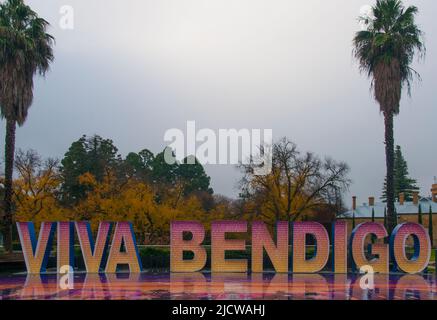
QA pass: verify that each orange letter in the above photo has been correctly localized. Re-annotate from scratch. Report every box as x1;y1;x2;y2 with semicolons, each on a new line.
252;221;289;273
211;221;247;273
292;222;329;273
332;221;348;273
76;222;112;273
170;221;207;272
350;223;388;273
105;222;142;273
57;222;75;273
17;222;55;274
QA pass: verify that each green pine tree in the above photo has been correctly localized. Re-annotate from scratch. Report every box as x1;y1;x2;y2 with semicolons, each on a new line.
381;146;419;202
384;207;387;229
60;135;120;204
429;206;434;248
418;204;423;225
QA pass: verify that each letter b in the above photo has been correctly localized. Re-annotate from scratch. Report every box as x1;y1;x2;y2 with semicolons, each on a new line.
170;222;207;272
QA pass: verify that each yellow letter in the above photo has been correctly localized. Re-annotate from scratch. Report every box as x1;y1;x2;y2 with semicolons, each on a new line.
105;222;142;273
252;221;289;273
170;221;207;272
211;221;247;273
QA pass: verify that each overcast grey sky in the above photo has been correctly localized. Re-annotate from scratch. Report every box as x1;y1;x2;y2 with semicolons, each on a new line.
1;0;436;207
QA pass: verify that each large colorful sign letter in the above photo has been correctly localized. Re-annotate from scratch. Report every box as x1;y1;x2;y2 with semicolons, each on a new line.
211;221;247;273
57;222;75;273
252;221;289;273
105;222;142;273
390;223;431;274
170;221;207;272
76;222;112;273
350;223;388;273
292;222;329;273
332;221;348;273
16;222;55;274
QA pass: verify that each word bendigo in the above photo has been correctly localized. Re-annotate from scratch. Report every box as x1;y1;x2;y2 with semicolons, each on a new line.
16;221;431;274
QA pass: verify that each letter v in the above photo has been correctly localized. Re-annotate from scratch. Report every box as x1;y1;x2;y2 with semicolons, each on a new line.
16;222;56;274
75;222;112;273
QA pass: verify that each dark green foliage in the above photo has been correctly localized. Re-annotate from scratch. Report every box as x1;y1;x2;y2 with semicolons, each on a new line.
0;0;54;124
150;148;179;186
381;146;419;202
418;204;423;225
124;149;154;181
60;138;214;206
150;150;213;195
149;150;213;206
60;135;120;204
178;156;213;196
354;0;425;110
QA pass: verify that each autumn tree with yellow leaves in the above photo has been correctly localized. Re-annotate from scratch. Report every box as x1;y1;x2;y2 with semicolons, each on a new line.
73;170;211;244
239;138;350;226
13;150;68;224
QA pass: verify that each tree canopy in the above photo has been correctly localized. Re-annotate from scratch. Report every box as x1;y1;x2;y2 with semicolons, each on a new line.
60;135;214;207
0;0;54;125
353;0;424;114
381;145;419;202
60;135;120;204
239;138;350;224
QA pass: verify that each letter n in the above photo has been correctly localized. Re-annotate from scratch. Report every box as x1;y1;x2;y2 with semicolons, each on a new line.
252;221;288;273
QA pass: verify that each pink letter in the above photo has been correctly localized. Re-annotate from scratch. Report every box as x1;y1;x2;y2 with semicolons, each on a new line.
105;222;142;273
252;221;289;273
390;223;431;274
332;221;348;273
57;222;75;273
350;223;388;273
292;222;329;273
211;221;248;273
17;222;55;274
170;221;207;272
76;222;112;273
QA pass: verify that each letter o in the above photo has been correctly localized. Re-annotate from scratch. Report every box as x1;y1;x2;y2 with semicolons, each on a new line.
390;223;431;274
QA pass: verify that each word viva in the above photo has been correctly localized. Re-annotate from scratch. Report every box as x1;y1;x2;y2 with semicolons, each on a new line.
17;221;432;275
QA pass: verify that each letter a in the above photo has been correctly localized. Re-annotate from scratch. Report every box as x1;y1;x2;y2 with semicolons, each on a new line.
105;222;142;273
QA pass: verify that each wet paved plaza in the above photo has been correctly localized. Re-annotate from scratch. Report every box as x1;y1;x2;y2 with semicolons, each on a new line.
0;272;436;300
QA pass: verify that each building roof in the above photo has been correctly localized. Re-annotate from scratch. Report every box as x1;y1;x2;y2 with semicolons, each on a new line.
342;197;437;219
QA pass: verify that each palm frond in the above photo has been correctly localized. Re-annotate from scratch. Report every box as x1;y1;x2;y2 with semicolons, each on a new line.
0;0;54;124
353;0;424;113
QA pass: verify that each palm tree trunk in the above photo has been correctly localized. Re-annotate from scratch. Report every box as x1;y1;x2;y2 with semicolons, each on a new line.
2;118;16;254
384;111;397;234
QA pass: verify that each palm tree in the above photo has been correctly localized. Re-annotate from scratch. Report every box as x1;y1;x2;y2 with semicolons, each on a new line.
0;0;54;252
353;0;424;234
